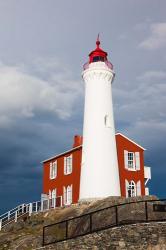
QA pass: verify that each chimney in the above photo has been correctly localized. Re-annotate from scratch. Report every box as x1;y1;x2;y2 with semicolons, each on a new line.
73;135;83;148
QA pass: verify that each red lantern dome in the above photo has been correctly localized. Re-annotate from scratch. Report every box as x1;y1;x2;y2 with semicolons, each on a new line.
83;35;113;70
89;35;108;63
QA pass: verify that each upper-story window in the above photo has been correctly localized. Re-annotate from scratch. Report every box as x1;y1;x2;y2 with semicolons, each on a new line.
64;154;73;175
124;150;140;171
50;161;57;179
128;152;134;169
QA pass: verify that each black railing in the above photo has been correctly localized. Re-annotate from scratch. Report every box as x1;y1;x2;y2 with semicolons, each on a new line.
42;199;166;246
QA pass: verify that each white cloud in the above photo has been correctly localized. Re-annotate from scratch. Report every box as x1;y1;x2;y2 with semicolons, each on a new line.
139;22;166;50
0;60;83;127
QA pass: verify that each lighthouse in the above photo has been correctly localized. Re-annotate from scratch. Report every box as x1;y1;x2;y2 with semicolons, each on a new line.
79;37;121;200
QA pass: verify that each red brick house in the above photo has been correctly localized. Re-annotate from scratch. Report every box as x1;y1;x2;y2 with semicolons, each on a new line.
42;133;151;206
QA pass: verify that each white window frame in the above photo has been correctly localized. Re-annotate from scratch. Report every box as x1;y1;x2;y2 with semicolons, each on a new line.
128;152;135;170
64;155;73;175
126;180;136;197
124;151;140;171
50;161;57;179
63;185;72;205
51;189;56;199
51;188;57;208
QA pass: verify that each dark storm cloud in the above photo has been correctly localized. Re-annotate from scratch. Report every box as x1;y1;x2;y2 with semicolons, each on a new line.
0;113;83;213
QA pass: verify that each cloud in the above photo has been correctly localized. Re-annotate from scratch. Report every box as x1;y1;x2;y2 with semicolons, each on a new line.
137;70;166;82
113;70;166;147
139;22;166;50
0;59;83;128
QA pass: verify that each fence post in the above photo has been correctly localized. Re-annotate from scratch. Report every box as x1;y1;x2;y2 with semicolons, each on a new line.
145;201;148;222
89;214;92;233
41;200;43;212
115;206;118;226
42;227;45;246
22;204;24;214
0;219;2;231
15;211;17;222
36;202;38;212
8;211;10;221
48;199;51;210
54;198;56;209
66;220;68;239
29;203;32;216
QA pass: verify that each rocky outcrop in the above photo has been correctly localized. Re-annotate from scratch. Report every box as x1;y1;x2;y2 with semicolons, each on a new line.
0;195;165;249
44;222;166;250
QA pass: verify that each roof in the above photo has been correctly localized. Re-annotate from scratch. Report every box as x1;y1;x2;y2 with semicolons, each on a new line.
42;132;145;164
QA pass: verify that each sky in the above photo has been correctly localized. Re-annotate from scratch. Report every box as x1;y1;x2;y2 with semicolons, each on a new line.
0;0;165;214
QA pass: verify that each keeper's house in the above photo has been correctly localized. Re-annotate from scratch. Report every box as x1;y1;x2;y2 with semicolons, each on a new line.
42;133;151;206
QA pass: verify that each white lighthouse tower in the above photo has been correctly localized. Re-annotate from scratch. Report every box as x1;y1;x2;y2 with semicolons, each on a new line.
79;37;121;200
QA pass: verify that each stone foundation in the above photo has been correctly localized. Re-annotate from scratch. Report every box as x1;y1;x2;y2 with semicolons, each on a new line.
44;222;166;250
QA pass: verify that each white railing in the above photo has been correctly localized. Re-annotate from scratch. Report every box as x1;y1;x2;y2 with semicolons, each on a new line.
144;166;151;180
145;187;149;195
83;60;113;71
0;196;62;231
144;166;151;186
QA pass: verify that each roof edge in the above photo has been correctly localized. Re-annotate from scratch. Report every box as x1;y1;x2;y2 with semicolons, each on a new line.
116;132;146;150
41;145;82;163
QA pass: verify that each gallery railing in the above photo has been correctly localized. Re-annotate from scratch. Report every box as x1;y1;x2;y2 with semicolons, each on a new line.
42;198;166;246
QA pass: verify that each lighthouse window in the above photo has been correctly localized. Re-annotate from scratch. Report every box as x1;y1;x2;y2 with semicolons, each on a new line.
93;56;104;62
104;115;111;128
64;154;73;175
49;161;57;179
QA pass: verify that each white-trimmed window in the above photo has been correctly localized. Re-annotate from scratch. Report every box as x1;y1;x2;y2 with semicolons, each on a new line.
64;155;73;175
50;161;57;179
124;151;140;171
126;180;136;197
51;189;57;207
125;180;141;197
128;152;135;169
63;185;72;205
52;189;56;199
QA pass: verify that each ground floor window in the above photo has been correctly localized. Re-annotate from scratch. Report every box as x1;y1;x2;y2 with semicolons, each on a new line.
49;189;57;207
125;180;136;197
63;185;72;205
125;180;141;197
128;181;136;197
